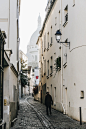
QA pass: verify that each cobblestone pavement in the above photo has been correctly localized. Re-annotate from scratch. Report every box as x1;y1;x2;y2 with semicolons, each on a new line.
10;96;86;129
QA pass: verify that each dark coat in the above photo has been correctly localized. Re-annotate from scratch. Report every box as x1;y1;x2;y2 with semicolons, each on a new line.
45;94;53;106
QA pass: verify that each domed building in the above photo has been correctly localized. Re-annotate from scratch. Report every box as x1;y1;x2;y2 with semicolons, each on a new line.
26;14;41;68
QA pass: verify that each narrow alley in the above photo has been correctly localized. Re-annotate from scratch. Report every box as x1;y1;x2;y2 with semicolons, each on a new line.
10;96;86;129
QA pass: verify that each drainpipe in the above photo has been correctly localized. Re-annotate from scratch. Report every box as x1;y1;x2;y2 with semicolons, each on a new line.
60;0;65;114
8;0;10;48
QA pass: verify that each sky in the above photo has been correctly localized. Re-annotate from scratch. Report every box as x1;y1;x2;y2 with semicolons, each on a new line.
19;0;47;54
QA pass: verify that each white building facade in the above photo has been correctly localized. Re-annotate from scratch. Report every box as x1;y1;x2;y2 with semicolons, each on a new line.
26;14;41;68
37;0;86;122
0;0;21;128
26;15;41;95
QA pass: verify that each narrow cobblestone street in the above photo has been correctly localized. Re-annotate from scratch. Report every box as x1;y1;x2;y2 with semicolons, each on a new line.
10;96;86;129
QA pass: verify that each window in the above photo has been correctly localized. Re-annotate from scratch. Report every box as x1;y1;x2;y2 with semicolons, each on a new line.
44;33;46;51
35;55;37;61
80;91;84;99
32;69;34;72
47;60;49;77
73;0;75;6
17;0;18;6
44;60;46;75
32;55;34;61
47;87;49;92
55;17;57;26
50;56;53;75
42;63;43;76
51;84;52;96
56;57;61;70
64;5;68;22
54;87;56;106
54;87;56;97
13;85;16;101
48;42;49;49
47;32;49;50
63;5;68;26
63;39;68;66
42;41;43;55
50;27;53;46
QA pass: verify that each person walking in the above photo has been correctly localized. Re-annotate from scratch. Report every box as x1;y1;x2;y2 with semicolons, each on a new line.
45;92;53;115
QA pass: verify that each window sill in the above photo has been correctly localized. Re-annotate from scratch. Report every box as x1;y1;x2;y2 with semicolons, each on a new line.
63;21;68;27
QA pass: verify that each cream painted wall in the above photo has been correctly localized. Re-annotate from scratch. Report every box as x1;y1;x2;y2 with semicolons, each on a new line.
37;0;86;122
62;0;86;121
39;0;62;111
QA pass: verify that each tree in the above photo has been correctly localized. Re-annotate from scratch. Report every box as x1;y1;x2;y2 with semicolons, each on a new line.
20;58;29;87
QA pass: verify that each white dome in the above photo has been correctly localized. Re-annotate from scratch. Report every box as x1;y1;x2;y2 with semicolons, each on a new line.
29;28;40;46
28;14;41;46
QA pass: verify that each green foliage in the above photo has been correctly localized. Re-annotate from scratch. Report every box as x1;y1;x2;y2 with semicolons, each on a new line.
20;58;29;87
53;57;61;77
20;73;28;87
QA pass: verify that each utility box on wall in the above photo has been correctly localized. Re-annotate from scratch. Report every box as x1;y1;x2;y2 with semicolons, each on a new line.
4;99;7;106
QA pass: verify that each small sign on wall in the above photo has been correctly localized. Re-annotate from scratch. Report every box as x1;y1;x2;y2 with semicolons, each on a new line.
4;99;7;106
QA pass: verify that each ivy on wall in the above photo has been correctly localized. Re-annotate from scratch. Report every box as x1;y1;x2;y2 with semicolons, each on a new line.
53;57;61;77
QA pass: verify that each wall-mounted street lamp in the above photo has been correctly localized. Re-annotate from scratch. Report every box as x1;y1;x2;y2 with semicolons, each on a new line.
55;29;70;49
